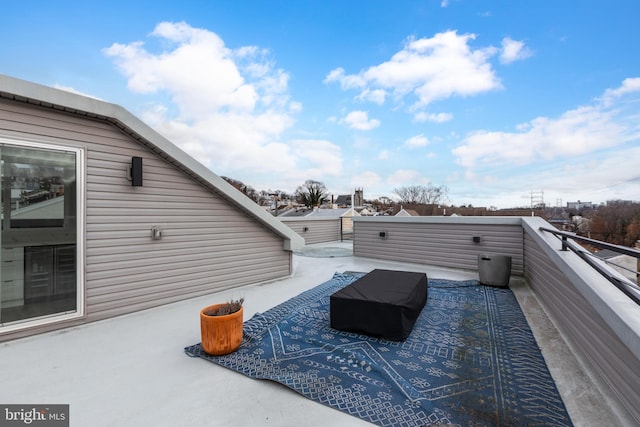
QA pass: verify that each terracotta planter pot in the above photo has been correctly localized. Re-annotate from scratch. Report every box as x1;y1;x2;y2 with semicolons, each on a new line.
200;304;244;356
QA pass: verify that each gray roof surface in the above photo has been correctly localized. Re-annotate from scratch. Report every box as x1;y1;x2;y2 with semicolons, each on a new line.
594;249;621;259
0;242;621;426
308;207;355;217
278;207;314;217
279;207;355;218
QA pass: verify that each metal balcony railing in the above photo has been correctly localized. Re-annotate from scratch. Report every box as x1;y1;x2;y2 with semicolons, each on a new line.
539;227;640;305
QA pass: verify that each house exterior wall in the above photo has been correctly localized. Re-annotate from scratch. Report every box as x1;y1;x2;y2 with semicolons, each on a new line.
353;216;524;274
280;217;341;244
521;217;640;424
0;97;291;341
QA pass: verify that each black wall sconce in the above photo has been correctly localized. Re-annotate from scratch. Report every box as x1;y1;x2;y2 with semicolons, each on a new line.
303;226;309;232
151;226;163;240
379;231;388;239
131;157;143;186
472;236;481;244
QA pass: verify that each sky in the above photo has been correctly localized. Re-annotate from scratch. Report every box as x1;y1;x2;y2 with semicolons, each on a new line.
1;1;639;208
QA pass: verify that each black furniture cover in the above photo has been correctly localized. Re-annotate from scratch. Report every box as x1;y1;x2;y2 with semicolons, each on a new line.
330;269;428;341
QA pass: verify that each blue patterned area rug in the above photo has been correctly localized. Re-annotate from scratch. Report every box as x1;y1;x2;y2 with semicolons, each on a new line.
185;272;573;427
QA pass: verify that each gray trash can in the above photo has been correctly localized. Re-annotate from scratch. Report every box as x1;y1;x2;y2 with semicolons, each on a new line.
478;255;512;288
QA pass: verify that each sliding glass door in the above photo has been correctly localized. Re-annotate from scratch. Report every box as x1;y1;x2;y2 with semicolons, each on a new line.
1;141;82;329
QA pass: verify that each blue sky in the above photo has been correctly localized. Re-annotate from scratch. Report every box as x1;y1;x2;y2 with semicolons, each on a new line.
2;1;639;208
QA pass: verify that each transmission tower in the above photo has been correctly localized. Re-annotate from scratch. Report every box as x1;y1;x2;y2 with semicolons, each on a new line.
530;190;545;209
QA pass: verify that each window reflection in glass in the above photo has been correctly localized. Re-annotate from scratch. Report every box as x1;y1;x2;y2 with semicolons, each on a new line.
1;144;77;325
2;147;75;229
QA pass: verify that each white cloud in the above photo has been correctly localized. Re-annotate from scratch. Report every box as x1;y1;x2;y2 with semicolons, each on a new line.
456;145;640;209
378;149;390;160
414;111;453;123
386;169;429;186
499;37;532;64
103;21;321;186
325;30;502;109
323;67;364;89
341;110;381;130
352;171;382;189
148;110;297;172
324;67;345;84
452;79;640;169
449;78;640;207
291;139;343;178
404;134;430;148
104;22;260;116
357;88;386;105
601;77;640;106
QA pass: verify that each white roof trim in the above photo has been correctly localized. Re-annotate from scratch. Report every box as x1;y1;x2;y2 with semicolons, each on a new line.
0;74;304;250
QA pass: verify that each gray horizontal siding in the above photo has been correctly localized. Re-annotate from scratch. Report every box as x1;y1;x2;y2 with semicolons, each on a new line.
0;97;291;340
522;218;640;424
353;217;524;275
280;218;341;244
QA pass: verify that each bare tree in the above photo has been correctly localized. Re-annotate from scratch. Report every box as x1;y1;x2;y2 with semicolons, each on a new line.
393;184;448;205
589;200;640;245
222;176;258;202
371;196;395;214
296;180;328;208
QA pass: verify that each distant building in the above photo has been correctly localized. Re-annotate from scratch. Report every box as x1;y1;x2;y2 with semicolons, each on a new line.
567;201;593;210
334;188;364;208
334;195;351;207
358;208;371;216
354;188;363;207
278;207;359;219
395;207;420;217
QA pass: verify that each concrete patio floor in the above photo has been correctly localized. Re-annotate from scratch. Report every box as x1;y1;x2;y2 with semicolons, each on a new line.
0;242;629;426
